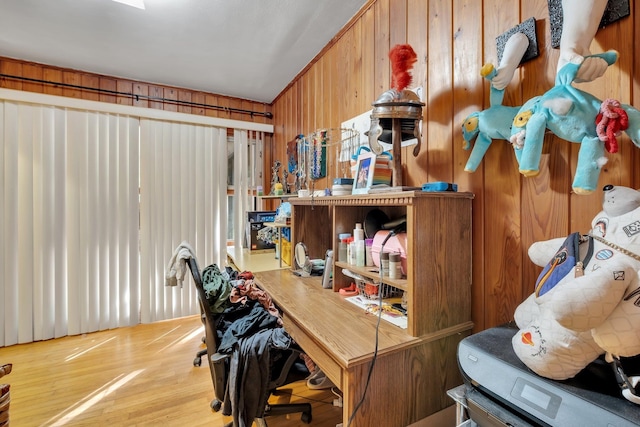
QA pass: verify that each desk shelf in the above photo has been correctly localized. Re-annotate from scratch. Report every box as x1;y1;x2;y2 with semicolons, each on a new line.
290;190;473;337
335;261;409;292
261;191;475;426
258;194;297;200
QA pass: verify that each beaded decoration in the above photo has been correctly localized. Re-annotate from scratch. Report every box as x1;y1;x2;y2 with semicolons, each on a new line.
310;129;327;180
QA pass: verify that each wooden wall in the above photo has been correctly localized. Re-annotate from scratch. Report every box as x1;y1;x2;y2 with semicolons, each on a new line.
271;0;640;332
0;57;273;123
1;0;638;333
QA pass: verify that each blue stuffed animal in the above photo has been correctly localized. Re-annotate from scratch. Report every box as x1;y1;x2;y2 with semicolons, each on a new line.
462;63;521;172
462;32;529;172
510;50;640;194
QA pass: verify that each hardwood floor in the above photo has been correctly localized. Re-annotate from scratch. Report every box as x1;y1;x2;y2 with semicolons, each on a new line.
0;315;343;426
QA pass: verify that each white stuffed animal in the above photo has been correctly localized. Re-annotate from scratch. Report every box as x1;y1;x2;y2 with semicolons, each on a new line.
513;185;640;402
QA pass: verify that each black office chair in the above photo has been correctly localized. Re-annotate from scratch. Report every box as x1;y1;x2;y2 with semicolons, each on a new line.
186;257;312;426
187;258;228;412
193;307;208;367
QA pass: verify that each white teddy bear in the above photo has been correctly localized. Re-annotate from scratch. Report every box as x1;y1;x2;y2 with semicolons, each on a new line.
512;185;640;402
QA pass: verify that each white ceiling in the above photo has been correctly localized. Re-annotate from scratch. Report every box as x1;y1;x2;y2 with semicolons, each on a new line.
0;0;368;103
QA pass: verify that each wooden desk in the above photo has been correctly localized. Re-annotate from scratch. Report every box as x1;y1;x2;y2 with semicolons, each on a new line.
254;269;473;427
226;246;282;273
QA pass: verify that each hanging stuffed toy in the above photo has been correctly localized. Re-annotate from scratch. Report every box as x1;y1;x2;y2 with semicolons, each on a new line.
596;99;629;154
463;32;529;172
505;0;640;194
509;50;640;195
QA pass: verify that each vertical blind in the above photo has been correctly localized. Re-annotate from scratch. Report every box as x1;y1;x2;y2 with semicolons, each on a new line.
233;129;250;251
139;120;228;323
1;101;140;346
0;90;270;347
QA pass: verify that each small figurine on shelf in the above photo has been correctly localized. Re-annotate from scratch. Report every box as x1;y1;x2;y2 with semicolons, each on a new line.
274;182;284;196
270;160;282;195
290;167;299;193
283;170;290;194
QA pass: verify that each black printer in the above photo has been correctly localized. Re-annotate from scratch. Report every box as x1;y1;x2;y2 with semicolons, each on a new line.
456;324;640;427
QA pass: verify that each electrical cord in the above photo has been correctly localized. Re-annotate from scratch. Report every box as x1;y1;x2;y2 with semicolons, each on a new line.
347;292;383;426
346;227;400;426
330;386;343;399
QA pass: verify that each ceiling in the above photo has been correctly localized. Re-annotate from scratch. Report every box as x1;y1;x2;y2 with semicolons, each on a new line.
0;0;369;104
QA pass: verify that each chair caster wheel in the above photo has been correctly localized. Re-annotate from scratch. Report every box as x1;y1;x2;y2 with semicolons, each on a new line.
193;356;202;366
301;411;312;424
211;398;222;412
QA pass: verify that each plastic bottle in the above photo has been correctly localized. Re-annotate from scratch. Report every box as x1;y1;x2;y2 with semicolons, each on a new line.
389;253;402;279
338;233;351;263
349;237;356;265
353;223;364;241
380;251;389;276
365;238;374;266
338;239;348;263
355;239;365;267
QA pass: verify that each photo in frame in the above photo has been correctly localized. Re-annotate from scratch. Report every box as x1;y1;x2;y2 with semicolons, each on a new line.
352;151;376;195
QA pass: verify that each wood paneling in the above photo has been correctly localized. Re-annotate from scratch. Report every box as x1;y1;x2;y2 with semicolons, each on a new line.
271;0;639;333
0;56;272;124
481;0;522;331
452;0;484;330
2;0;637;334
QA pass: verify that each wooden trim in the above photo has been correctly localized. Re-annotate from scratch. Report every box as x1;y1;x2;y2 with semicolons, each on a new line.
0;87;274;132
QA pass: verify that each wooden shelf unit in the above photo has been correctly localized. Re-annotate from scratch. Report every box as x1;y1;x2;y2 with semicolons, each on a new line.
290;190;474;337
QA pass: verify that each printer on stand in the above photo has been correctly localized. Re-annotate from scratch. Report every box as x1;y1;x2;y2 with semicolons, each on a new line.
452;324;640;427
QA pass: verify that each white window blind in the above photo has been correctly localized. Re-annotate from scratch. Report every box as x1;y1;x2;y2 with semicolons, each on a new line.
1;101;140;345
139;119;228;323
0;89;271;347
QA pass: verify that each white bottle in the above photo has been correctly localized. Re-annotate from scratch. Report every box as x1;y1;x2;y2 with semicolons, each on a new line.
355;240;365;267
349;240;357;265
353;223;364;241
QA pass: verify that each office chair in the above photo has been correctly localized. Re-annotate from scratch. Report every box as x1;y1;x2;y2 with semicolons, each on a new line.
187;258;228;412
186;257;312;426
192;306;208;367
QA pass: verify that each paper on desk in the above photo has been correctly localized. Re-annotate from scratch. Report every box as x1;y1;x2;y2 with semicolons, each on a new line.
344;295;408;329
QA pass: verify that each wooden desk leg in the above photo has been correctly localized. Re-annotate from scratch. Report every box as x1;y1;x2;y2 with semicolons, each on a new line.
277;227;282;268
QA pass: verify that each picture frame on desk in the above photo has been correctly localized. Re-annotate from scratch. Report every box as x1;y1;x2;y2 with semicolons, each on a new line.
352;151;375;195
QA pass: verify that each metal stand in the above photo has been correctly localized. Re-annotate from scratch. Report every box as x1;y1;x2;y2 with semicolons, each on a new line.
391;117;403;187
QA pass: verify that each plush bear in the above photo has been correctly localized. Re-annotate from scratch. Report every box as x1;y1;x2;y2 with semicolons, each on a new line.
512;185;640;390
